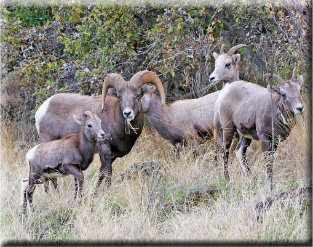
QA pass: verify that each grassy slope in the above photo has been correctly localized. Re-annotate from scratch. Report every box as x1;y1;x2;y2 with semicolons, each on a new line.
0;113;311;243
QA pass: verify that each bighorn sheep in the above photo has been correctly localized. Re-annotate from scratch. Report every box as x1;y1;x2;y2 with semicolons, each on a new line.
35;71;166;193
20;111;106;215
215;68;304;181
140;44;247;159
209;44;246;84
142;84;219;159
209;44;247;151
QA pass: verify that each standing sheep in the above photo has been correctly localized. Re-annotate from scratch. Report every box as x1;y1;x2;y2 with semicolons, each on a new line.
35;71;166;193
20;111;106;215
142;84;219;159
141;44;246;159
215;68;304;181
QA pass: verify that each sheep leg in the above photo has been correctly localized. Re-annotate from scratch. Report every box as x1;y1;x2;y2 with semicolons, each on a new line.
50;178;58;190
213;128;223;165
60;165;84;200
74;177;78;200
188;138;200;158
222;123;235;181
19;179;29;216
26;173;41;213
235;136;252;177
43;178;57;193
173;142;181;161
97;155;115;191
260;134;278;189
94;143;115;195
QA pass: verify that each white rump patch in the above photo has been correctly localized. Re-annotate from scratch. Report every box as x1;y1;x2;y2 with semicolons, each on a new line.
35;96;53;133
26;145;39;163
215;83;230;115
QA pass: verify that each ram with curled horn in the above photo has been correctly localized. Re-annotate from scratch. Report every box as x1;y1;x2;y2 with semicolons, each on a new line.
35;70;166;194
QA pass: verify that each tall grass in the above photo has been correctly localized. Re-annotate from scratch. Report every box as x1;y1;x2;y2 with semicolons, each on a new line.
0;112;311;244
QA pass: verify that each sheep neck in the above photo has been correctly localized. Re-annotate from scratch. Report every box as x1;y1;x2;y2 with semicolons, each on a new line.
270;94;293;137
78;129;96;170
147;93;168;131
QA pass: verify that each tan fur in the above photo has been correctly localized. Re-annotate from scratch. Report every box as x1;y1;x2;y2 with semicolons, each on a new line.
35;71;166;191
20;112;106;215
216;72;304;181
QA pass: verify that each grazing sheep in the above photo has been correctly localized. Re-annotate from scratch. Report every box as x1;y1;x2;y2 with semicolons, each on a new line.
35;71;166;193
20;111;106;215
215;68;304;181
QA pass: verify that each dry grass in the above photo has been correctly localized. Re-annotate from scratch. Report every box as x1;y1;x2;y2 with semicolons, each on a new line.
0;113;311;244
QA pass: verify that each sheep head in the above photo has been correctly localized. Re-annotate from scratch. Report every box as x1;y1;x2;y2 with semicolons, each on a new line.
101;71;166;121
266;67;304;117
73;111;106;141
209;44;246;83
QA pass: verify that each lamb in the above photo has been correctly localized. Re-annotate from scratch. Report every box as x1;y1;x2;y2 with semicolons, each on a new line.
19;111;106;215
35;71;166;193
141;44;246;159
215;68;304;181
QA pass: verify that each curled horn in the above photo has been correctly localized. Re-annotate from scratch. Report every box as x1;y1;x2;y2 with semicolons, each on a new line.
227;44;246;56
130;70;166;106
101;74;125;111
220;44;225;54
291;67;297;81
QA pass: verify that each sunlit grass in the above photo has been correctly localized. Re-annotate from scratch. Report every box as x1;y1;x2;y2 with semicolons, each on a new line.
0;113;311;243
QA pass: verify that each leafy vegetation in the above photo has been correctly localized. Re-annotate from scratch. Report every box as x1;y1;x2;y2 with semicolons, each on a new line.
0;1;311;244
1;1;311;122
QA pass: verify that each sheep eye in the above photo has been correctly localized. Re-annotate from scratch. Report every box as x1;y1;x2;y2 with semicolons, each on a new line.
88;125;93;128
281;93;287;99
225;63;231;68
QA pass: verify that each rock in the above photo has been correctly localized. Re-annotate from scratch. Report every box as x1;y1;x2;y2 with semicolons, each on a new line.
255;186;312;221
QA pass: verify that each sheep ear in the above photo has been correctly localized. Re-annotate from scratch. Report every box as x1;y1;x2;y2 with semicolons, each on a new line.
213;52;218;60
73;115;83;125
267;85;280;94
232;54;241;64
297;75;303;86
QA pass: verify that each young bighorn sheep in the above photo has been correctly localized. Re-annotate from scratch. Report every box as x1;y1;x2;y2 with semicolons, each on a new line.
209;44;246;84
210;44;247;151
20;111;106;215
142;84;219;159
216;68;304;181
35;71;166;193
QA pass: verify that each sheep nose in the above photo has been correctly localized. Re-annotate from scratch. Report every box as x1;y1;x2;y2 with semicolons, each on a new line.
296;106;304;114
100;133;106;138
123;110;133;118
209;76;215;83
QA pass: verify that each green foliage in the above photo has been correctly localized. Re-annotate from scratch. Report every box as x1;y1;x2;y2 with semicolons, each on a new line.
4;5;53;26
2;3;311;121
